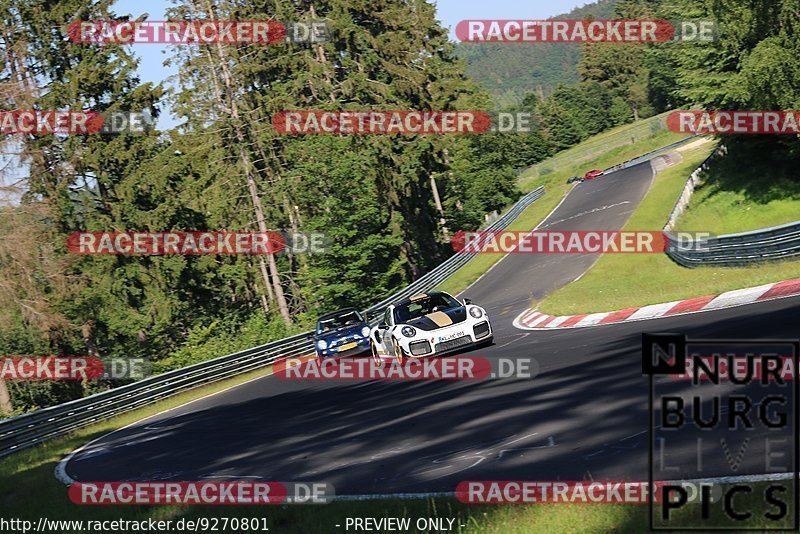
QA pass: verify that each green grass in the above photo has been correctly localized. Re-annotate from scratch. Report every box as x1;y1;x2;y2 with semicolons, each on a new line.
539;143;800;316
675;145;800;234
517;122;686;192
517;129;684;193
437;123;689;296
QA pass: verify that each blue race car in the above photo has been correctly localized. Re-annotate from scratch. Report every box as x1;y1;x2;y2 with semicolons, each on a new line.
312;307;372;359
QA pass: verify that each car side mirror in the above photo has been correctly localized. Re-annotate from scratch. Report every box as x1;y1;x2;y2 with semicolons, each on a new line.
463;298;472;305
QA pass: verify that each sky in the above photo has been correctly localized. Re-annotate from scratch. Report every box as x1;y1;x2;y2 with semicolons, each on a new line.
110;0;591;129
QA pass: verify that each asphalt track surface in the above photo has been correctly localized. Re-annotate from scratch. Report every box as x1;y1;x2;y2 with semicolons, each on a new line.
63;161;800;495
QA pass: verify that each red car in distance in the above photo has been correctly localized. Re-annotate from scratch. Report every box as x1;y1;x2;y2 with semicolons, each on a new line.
583;169;604;180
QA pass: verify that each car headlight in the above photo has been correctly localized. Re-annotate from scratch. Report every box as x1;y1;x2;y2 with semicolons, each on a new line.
400;326;417;338
469;306;483;319
316;339;328;350
361;326;371;338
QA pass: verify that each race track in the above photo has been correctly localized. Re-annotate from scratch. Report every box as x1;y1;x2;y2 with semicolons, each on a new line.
61;160;800;495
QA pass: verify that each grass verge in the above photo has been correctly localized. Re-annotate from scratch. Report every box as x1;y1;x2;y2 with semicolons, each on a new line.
675;142;800;234
539;143;800;316
517;125;685;192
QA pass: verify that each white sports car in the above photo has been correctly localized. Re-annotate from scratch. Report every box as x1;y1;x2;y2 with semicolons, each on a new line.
370;291;493;363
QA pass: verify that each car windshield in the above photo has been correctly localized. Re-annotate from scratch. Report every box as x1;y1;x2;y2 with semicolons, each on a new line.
393;293;461;324
316;310;364;334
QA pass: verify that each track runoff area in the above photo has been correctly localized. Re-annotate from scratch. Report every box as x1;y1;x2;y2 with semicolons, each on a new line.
48;160;800;532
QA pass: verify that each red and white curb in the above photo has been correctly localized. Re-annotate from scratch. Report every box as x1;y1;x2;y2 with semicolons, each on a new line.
513;278;800;330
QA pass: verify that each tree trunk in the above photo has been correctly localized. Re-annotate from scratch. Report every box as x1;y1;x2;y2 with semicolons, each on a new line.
0;379;12;415
241;155;291;324
257;256;275;308
81;321;99;357
201;0;292;325
430;174;449;240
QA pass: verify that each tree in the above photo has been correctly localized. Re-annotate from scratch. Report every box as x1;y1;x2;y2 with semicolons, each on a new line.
0;0;165;409
649;0;800;155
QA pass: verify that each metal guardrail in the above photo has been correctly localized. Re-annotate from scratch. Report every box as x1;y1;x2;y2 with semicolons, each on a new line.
603;135;700;175
0;186;545;459
661;143;800;267
0;333;312;459
362;186;545;322
521;111;673;181
666;220;800;267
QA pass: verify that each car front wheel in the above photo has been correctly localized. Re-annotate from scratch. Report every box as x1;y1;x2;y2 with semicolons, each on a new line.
392;338;406;364
371;340;383;366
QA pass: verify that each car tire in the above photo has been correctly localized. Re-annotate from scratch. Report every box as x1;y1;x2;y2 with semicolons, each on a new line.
392;338;406;364
371;340;383;366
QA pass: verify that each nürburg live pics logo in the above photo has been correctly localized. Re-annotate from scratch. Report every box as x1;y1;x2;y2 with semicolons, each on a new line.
643;333;799;530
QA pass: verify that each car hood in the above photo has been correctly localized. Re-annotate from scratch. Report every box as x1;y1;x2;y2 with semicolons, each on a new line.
316;323;367;342
405;307;467;331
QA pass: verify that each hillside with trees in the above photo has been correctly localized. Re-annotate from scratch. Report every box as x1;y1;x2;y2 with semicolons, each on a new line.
455;0;618;108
